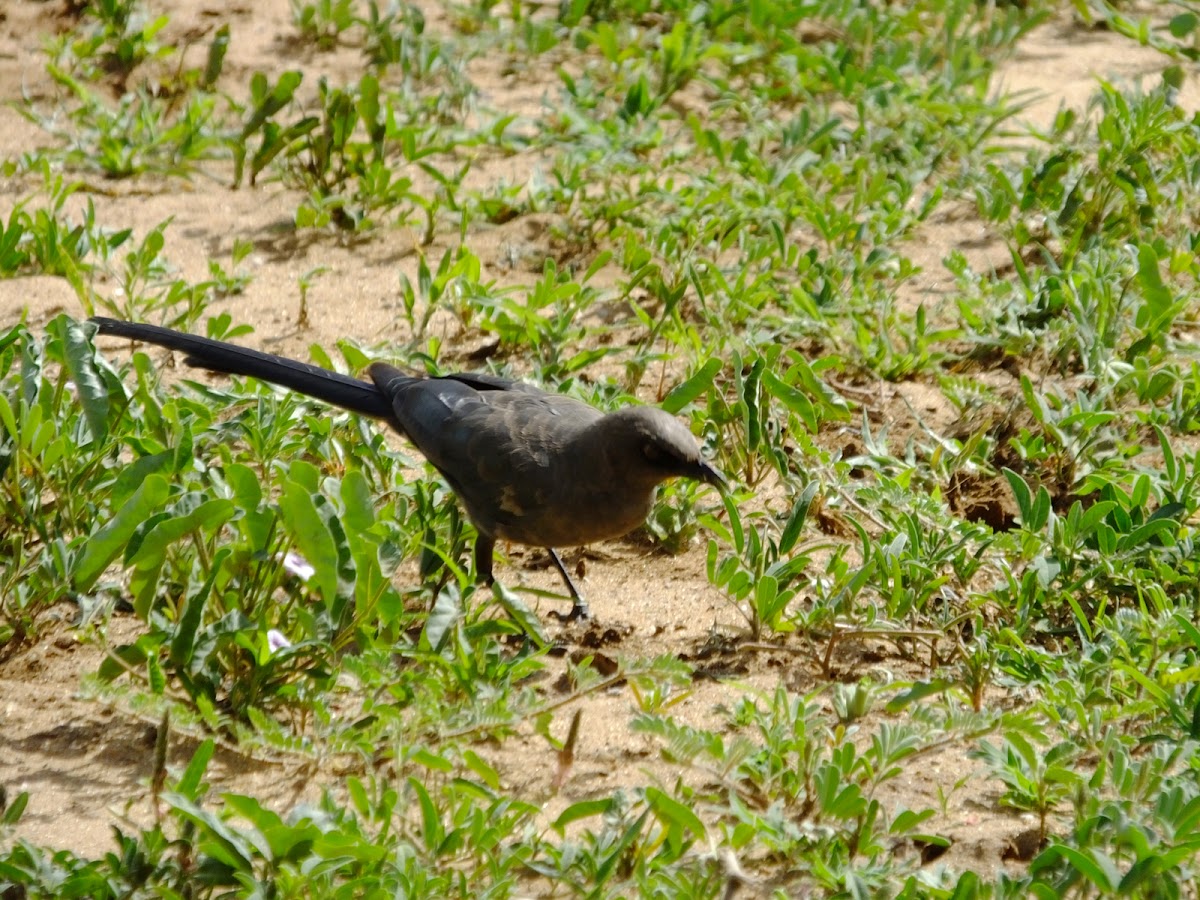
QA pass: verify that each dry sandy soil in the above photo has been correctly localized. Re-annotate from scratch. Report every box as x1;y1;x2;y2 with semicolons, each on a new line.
0;0;1194;883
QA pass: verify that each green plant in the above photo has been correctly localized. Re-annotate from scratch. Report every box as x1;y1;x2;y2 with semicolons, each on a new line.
1;318;125;650
46;0;172;85
703;483;818;639
973;732;1080;843
290;0;360;50
11;1;1200;894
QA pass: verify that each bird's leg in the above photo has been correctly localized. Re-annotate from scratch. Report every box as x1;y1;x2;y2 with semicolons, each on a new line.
474;535;496;586
476;535;589;621
548;548;590;621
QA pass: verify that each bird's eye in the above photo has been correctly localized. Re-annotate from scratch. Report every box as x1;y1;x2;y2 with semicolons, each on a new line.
642;441;665;464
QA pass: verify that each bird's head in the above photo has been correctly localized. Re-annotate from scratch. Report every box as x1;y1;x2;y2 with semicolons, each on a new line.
602;407;727;490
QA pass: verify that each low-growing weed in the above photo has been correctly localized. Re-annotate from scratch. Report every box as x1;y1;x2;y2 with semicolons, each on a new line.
9;0;1200;895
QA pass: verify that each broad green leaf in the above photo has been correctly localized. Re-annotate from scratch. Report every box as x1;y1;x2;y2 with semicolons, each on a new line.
1135;242;1173;326
422;588;460;652
492;582;547;647
779;481;818;555
129;499;236;617
885;680;954;713
645;786;706;840
278;479;338;603
552;798;613;832
112;452;173;508
97;633;161;682
58;316;109;442
74;474;170;591
1002;468;1032;524
341;468;376;536
165;793;261;869
177;740;215;801
407;777;443;853
170;550;228;668
2;791;29;825
1037;844;1117;891
463;750;500;791
662;358;721;414
0;392;15;442
410;748;453;772
1117;517;1179;552
762;368;817;433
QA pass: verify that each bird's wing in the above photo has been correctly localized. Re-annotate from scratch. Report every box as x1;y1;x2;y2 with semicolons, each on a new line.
369;364;600;539
442;372;545;394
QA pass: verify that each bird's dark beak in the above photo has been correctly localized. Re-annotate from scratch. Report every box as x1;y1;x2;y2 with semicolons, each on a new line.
697;459;728;490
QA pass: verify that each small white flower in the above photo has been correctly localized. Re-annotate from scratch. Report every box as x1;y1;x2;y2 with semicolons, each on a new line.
267;630;291;654
283;550;315;580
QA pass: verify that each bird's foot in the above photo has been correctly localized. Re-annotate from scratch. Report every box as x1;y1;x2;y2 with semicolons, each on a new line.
550;601;591;624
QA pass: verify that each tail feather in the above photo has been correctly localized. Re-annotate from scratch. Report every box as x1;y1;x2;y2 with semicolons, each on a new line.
90;317;393;419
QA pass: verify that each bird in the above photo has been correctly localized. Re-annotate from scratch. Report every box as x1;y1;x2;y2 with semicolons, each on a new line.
90;317;727;620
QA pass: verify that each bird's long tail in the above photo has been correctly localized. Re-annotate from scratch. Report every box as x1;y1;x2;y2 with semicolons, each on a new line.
90;317;393;419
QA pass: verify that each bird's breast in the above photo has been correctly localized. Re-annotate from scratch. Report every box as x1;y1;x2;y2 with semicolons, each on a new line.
490;480;656;548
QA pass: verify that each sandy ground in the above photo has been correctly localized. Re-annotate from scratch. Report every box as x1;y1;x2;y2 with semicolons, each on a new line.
0;0;1194;879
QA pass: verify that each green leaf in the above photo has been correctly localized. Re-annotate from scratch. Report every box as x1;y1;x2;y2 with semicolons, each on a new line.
97;633;160;682
147;653;166;694
552;798;612;832
1115;517;1176;552
762;368;817;433
787;354;852;419
170;550;228;668
408;777;443;853
288;458;322;494
492;582;547;646
176;740;215;801
1168;17;1197;40
410;748;453;772
754;574;781;621
1147;501;1186;524
741;356;764;451
779;482;817;555
112;452;173;508
583;249;613;283
202;24;229;89
129;499;236;617
1030;485;1051;532
1065;592;1092;642
225;462;273;548
1003;468;1032;524
1174;613;1200;652
595;809;649;885
74;474;170;591
885;679;954;713
0;392;16;444
241;70;303;139
662;358;721;414
2;791;29;826
1077;500;1115;536
61;316;109;442
278;479;338;603
164;793;258;871
341;468;376;536
1035;844;1117;891
645;784;707;842
463;750;500;791
1135;242;1173;326
422;588;460;651
890;808;937;834
721;491;744;554
1114;662;1169;706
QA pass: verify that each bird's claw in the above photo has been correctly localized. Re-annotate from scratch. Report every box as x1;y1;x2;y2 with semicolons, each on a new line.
550;602;591;624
